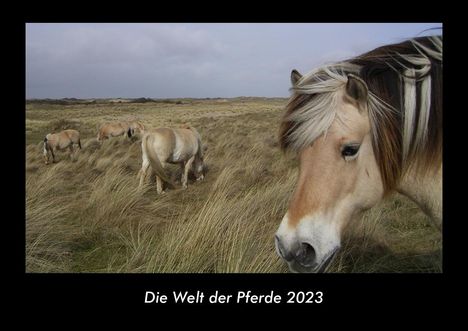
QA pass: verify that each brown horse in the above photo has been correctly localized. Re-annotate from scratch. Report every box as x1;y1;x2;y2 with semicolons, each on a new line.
276;36;442;273
97;121;133;142
138;125;205;194
43;129;81;165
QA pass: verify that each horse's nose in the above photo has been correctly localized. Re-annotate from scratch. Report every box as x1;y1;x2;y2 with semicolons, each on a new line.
294;242;317;268
275;235;318;267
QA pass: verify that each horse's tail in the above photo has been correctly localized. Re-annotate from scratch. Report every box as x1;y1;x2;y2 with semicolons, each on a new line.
197;136;204;158
142;134;175;188
191;128;203;157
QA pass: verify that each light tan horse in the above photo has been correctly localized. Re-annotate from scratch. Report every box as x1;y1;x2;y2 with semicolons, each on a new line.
43;129;82;165
138;125;205;194
128;121;146;136
97;121;132;142
276;36;442;273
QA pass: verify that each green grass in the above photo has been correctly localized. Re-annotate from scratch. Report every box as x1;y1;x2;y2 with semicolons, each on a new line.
25;98;442;273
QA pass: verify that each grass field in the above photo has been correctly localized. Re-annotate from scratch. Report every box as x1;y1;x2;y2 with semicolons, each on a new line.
25;98;442;273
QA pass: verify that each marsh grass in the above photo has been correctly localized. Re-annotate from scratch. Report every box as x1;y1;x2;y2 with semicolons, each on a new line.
25;98;441;273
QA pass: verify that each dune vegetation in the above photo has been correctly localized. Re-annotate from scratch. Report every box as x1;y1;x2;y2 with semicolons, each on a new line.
25;98;442;273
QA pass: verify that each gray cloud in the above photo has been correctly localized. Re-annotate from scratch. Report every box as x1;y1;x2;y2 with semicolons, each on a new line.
26;23;442;99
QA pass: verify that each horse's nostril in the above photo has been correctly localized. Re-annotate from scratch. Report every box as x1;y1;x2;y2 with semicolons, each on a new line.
296;242;317;267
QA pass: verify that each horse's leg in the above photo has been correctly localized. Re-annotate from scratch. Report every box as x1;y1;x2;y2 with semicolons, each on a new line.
51;148;56;163
182;156;195;189
43;150;49;165
139;159;150;188
69;145;74;161
156;161;168;194
156;176;164;194
179;162;186;185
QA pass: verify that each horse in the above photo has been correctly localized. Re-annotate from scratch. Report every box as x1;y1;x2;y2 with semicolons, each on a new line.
275;35;442;273
97;121;133;142
138;125;205;194
128;121;146;136
43;129;82;165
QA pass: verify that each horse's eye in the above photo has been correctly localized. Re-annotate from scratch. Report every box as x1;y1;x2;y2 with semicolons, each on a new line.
341;144;360;160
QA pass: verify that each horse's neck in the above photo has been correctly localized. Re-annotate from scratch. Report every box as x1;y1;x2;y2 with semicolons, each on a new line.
396;165;442;228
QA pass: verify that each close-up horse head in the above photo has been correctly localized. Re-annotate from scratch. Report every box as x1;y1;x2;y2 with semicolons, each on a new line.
275;36;442;273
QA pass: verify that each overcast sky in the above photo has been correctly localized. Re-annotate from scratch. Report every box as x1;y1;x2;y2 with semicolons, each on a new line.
26;23;442;99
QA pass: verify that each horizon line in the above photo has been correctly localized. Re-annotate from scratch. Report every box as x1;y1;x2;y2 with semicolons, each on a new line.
26;96;290;100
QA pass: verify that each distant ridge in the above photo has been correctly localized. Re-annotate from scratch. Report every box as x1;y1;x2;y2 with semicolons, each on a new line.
26;96;288;105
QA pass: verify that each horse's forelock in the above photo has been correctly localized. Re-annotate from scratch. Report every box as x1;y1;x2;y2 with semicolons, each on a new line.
279;93;315;151
279;66;351;153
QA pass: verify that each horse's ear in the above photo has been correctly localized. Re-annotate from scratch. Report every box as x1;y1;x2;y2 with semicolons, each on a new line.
346;74;368;106
291;69;302;86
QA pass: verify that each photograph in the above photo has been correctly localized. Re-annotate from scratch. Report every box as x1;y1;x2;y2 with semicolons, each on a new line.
25;23;442;274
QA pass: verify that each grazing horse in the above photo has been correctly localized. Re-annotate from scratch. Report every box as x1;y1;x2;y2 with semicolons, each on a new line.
97;121;133;142
138;125;205;194
43;129;82;165
128;121;146;136
275;35;442;273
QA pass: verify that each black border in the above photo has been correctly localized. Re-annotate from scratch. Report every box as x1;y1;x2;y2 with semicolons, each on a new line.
12;10;459;315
